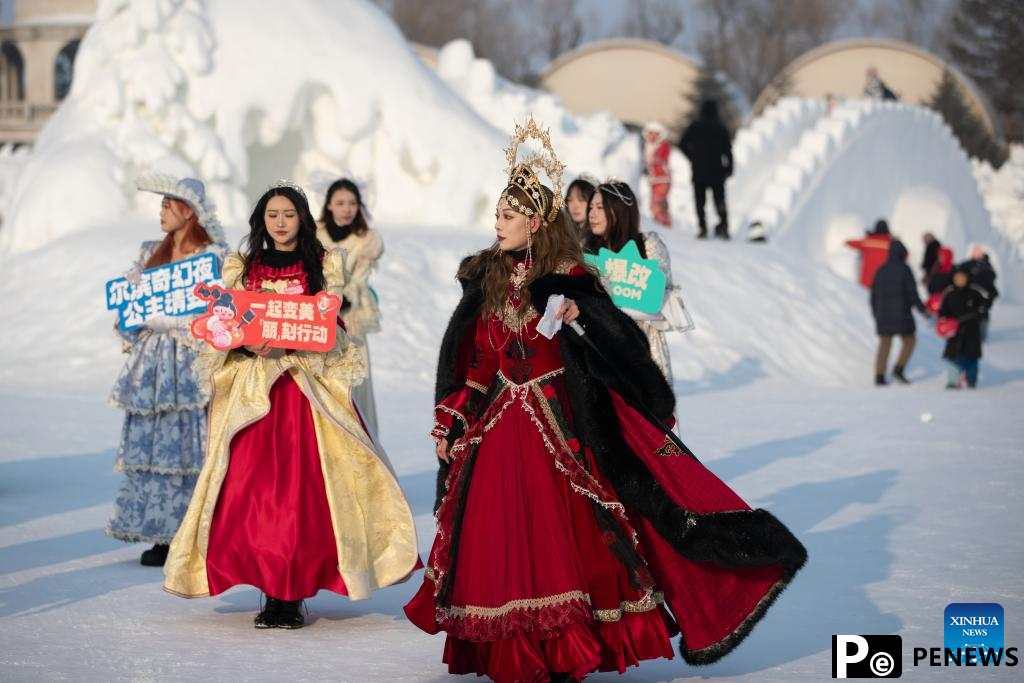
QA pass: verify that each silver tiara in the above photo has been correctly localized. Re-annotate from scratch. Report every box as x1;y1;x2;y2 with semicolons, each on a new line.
597;178;635;207
267;179;308;202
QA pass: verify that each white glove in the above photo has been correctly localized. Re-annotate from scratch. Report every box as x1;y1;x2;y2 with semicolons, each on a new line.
146;316;178;333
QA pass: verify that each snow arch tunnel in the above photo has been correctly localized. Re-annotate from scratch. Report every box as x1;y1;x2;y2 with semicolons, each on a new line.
741;99;1021;299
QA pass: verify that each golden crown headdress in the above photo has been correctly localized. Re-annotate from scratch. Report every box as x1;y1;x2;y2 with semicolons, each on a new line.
499;116;566;225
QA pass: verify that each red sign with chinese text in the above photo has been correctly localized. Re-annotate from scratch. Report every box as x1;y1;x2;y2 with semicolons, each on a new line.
190;284;341;351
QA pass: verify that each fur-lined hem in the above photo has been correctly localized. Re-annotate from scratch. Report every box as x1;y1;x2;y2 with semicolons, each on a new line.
678;557;805;664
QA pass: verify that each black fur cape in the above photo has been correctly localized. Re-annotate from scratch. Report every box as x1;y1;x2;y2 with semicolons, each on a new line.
432;262;807;665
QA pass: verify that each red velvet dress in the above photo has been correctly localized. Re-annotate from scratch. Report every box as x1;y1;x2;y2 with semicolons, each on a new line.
205;256;348;600
405;265;679;681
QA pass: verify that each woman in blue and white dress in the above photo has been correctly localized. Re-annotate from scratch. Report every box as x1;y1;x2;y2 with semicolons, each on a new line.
106;175;227;566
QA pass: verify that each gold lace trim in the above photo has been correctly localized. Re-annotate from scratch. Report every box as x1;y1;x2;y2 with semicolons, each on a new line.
592;590;665;622
498;367;565;388
445;590;590;619
435;404;468;431
554;259;577;274
466;379;488;394
530;384;635;541
496;301;538;333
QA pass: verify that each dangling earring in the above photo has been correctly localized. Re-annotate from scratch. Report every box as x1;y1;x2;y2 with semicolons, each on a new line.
526;224;533;268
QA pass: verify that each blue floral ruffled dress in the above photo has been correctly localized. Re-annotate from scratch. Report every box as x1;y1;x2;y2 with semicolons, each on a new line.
106;240;226;543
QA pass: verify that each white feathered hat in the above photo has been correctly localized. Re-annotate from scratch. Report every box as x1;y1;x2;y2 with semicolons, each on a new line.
136;173;225;244
642;120;669;140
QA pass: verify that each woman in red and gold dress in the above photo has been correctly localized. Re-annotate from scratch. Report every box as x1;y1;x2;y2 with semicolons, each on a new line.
404;120;806;681
165;182;418;629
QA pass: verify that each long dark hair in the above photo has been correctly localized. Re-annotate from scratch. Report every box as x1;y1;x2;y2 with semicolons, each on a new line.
565;177;595;229
320;178;370;238
243;186;327;293
459;184;593;317
582;181;646;258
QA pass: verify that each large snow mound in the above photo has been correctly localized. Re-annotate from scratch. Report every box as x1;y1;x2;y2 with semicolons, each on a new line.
0;2;646;256
0;0;508;254
975;144;1024;257
433;39;642;187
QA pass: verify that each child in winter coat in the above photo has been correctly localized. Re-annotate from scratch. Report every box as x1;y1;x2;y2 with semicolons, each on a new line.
938;267;993;389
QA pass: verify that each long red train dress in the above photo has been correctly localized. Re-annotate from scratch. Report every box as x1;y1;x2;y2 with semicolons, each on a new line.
405;255;805;681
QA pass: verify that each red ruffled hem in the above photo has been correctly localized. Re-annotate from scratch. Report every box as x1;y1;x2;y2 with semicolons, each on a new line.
440;610;675;682
403;579;440;634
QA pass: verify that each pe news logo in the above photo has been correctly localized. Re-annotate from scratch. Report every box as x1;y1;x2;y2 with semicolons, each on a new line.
944;603;1004;664
832;635;902;678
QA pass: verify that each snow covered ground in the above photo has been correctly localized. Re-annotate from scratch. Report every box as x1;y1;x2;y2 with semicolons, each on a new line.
2;1;1023;680
1;223;1022;682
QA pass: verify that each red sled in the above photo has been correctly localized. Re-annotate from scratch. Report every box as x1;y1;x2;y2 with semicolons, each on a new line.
935;317;959;339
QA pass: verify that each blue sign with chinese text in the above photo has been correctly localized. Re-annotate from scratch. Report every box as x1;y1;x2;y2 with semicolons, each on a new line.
105;252;221;331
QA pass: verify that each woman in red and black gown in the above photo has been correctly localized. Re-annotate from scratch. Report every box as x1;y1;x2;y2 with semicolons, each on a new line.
404;142;806;681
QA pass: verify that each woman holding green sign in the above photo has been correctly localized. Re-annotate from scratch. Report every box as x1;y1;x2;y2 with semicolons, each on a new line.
584;181;693;385
405;118;804;682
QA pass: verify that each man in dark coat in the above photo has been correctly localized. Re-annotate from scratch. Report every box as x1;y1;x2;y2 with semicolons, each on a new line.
870;239;928;385
921;232;941;283
679;100;732;240
939;267;993;388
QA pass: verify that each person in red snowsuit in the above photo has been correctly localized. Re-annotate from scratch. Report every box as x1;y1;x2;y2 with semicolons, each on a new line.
846;219;892;288
643;121;672;227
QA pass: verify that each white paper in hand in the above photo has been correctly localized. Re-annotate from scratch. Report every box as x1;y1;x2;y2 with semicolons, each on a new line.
536;294;565;339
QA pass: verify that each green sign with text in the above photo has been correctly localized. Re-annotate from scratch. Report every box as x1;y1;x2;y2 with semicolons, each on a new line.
584;241;666;314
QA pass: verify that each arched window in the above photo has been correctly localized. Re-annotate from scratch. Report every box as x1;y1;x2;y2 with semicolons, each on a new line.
54;39;80;101
0;40;25;102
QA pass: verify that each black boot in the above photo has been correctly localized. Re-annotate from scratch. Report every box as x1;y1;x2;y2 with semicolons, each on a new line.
255;596;281;629
275;599;305;629
892;366;910;384
696;227;708;239
140;543;169;567
875;373;888;386
714;222;730;240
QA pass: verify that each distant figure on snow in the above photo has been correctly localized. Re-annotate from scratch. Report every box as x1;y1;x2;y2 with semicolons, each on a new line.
870;239;929;386
679;99;732;239
921;232;941;284
846;219;892;288
863;67;898;101
957;244;999;341
924;245;955;315
939;266;993;389
643;121;672;227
